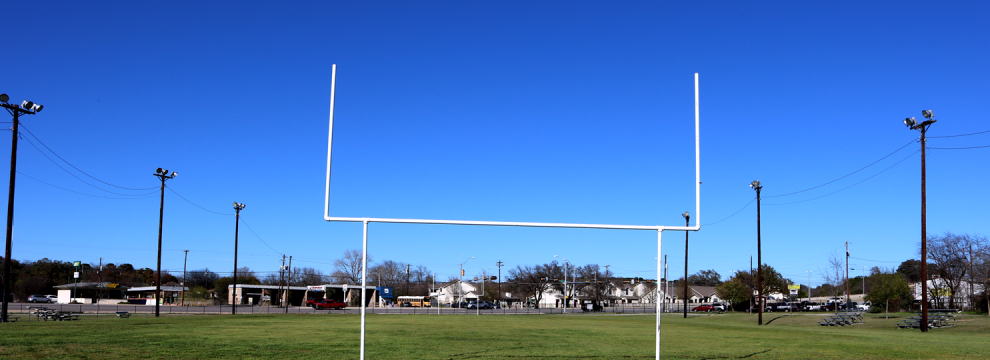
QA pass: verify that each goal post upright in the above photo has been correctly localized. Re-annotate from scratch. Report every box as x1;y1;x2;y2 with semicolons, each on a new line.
323;65;701;360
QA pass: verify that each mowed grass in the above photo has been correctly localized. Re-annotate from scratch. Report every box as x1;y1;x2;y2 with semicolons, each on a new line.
1;312;989;359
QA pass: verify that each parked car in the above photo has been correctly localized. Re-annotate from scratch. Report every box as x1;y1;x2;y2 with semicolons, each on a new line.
804;302;823;311
711;303;726;311
306;298;347;310
467;301;494;309
692;305;716;312
27;294;54;303
774;302;799;312
856;302;871;311
451;301;469;308
400;301;412;307
45;295;58;303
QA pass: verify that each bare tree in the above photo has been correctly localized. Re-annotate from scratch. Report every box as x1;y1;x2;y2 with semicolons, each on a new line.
332;249;370;285
927;233;974;309
508;264;551;308
368;260;406;288
820;253;845;303
290;267;327;286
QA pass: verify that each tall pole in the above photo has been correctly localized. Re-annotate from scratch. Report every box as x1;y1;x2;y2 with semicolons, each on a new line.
1;95;41;323
845;242;850;309
232;202;245;314
750;255;753;314
152;168;175;317
182;250;189;306
807;270;812;304
1;111;17;323
285;255;292;313
919;126;929;332
683;212;690;319
564;260;568;312
279;255;286;307
904;111;936;332
406;264;410;296
496;260;504;304
751;180;763;325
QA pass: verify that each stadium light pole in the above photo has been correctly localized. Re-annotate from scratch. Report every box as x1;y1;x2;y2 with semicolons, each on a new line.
903;110;936;332
153;168;176;317
0;94;42;323
750;180;763;325
682;211;690;319
232;202;246;314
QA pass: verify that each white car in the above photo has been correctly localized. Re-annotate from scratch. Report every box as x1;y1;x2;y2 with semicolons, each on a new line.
855;302;871;311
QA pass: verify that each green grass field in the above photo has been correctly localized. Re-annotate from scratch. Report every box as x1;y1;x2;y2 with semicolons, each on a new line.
1;312;989;359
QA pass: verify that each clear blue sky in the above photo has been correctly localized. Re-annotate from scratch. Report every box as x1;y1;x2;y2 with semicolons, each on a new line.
2;1;988;287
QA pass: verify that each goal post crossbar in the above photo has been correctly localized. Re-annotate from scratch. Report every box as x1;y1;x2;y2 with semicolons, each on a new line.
323;64;701;360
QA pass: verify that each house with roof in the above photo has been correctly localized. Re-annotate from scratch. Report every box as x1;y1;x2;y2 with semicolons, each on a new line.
431;280;479;305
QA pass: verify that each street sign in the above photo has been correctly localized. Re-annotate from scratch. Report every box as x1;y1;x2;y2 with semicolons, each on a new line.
73;261;81;267
73;272;79;279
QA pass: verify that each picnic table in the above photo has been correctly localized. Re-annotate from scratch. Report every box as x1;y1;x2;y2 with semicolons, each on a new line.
897;309;957;329
818;311;863;326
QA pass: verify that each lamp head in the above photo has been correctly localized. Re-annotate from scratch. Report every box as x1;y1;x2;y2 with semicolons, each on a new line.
682;211;690;219
31;103;43;112
21;100;33;109
904;117;916;127
922;110;933;119
0;94;8;103
750;180;761;189
155;168;163;174
171;171;177;177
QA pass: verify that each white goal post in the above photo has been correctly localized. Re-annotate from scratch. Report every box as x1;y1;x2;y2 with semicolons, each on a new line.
323;64;702;360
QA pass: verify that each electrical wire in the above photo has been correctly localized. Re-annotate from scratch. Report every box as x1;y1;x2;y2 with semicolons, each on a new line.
764;138;917;198
849;256;902;264
929;144;990;149
239;217;283;256
21;135;155;196
16;171;158;199
764;150;918;206
700;198;755;226
19;124;158;190
928;129;990;138
165;185;234;215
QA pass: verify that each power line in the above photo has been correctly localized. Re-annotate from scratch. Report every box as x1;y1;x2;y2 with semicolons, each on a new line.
19;124;157;190
701;198;755;226
165;185;234;215
20;135;154;196
764;138;917;198
849;256;902;264
928;129;990;138
239;217;282;256
16;171;158;199
929;144;990;149
764;150;918;206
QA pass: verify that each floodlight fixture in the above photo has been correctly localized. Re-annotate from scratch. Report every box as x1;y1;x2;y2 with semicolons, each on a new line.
171;171;177;177
156;168;163;174
21;100;32;109
922;110;933;119
0;94;8;103
904;116;918;127
750;180;761;190
32;104;42;112
233;202;246;210
682;211;690;220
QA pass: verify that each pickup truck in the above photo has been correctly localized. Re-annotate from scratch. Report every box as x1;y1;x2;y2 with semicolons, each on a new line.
307;299;347;310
